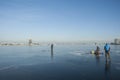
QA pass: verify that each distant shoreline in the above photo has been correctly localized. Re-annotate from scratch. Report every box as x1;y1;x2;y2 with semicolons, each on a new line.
0;42;114;46
111;43;120;45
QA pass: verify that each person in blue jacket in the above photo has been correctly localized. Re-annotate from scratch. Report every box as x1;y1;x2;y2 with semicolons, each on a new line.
104;43;111;61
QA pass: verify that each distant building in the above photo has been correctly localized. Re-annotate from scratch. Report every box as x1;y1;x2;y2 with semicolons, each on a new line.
114;38;120;45
29;39;32;45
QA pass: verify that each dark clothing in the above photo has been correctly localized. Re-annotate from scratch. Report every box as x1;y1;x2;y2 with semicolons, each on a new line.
95;46;100;55
105;50;109;54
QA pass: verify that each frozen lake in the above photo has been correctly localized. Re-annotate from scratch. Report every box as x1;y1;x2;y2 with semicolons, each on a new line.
0;44;120;80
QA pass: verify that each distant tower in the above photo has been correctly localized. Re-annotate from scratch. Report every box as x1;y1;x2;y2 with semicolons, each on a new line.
114;38;120;45
29;39;32;46
114;38;119;44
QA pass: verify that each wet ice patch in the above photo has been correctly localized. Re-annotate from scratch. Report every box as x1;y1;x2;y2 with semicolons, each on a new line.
115;62;120;65
114;53;120;56
70;51;84;55
0;65;15;71
116;67;120;70
112;50;120;55
115;50;120;53
69;50;90;57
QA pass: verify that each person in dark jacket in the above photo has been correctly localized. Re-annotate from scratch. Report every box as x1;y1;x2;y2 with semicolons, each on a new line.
95;46;100;55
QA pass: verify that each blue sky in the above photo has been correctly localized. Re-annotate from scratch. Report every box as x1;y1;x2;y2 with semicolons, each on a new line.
0;0;120;42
